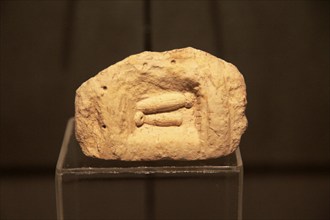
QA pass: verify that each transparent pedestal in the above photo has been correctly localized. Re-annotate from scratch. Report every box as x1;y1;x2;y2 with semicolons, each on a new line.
56;118;243;220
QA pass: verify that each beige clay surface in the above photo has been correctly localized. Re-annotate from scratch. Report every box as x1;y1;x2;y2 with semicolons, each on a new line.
75;47;247;160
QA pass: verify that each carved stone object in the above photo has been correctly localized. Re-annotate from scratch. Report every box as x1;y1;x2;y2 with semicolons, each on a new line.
75;47;247;160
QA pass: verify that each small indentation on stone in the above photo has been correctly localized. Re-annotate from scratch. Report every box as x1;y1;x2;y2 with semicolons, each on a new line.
102;124;107;129
171;60;176;64
134;111;145;127
102;86;107;90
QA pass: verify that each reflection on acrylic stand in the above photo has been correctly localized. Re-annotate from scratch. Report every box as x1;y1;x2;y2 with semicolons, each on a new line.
56;118;243;220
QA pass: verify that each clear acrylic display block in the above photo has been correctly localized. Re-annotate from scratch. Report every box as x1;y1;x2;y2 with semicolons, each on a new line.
56;118;243;220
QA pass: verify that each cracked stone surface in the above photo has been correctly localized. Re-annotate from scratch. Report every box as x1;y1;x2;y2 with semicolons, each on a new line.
75;47;247;160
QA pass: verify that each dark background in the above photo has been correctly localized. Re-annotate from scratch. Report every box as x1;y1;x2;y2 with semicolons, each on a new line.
0;0;329;219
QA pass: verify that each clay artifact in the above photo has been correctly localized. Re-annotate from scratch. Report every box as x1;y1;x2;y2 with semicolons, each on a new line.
75;47;247;160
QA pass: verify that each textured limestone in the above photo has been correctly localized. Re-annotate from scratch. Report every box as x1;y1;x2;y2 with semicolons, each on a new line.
75;47;247;160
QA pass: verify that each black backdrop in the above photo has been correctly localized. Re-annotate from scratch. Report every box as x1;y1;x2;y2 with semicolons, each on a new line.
1;1;329;220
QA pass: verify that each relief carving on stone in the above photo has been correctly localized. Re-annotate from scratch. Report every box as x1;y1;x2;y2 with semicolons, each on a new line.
75;47;247;160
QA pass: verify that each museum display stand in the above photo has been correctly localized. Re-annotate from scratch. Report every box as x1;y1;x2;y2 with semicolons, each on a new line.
56;118;243;220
